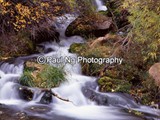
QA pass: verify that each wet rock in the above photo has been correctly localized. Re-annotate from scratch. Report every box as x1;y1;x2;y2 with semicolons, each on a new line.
16;112;28;120
84;81;98;90
40;91;53;104
25;105;52;114
0;105;46;120
44;48;54;53
82;82;139;108
150;102;160;109
18;86;34;101
35;45;45;53
82;85;109;105
82;81;99;102
35;45;54;53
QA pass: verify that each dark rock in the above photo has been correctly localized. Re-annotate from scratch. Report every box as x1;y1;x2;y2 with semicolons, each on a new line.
82;82;139;108
40;91;53;104
82;85;109;105
35;45;54;53
84;81;98;90
82;81;100;104
25;105;52;114
82;88;108;105
44;48;54;54
18;87;34;101
0;105;46;120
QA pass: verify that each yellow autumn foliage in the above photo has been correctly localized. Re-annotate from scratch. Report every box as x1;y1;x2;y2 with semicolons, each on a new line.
0;0;65;31
123;0;160;60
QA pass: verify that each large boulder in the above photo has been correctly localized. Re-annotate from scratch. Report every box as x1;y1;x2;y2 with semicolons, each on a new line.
65;15;114;37
149;63;160;87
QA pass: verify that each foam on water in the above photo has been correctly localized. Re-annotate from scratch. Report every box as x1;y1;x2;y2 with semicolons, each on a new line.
95;0;107;11
0;13;159;120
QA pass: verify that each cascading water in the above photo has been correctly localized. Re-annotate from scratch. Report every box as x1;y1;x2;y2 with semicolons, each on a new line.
0;14;160;120
94;0;107;11
0;62;23;104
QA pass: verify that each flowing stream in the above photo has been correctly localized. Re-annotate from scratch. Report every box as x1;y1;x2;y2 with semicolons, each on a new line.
0;12;160;120
94;0;107;11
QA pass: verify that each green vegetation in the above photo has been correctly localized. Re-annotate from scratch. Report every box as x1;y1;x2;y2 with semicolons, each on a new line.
69;43;86;53
19;68;35;87
98;76;131;93
19;63;66;88
0;0;98;57
69;42;111;76
37;65;66;88
123;0;160;60
0;30;34;57
1;0;160;107
68;0;160;105
0;0;62;57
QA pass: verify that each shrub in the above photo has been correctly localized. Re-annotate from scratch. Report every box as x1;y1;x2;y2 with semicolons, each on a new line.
37;65;66;88
19;63;66;88
123;0;160;60
19;67;35;87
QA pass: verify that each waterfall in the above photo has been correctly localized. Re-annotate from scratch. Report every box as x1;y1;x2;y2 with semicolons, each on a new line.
95;0;107;11
0;62;24;105
0;14;160;120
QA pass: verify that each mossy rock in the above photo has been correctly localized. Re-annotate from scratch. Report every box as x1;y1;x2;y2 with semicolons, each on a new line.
65;15;114;38
69;41;113;76
69;43;86;53
98;76;131;93
19;61;66;88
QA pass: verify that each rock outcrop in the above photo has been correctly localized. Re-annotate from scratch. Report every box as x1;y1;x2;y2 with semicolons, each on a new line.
65;15;114;37
149;63;160;87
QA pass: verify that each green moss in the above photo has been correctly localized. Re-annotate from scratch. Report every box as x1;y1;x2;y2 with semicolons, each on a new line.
69;43;86;53
115;82;131;93
98;11;108;16
98;76;131;93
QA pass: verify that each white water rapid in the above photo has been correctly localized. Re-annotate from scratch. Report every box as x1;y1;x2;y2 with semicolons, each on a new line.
94;0;107;11
0;14;160;120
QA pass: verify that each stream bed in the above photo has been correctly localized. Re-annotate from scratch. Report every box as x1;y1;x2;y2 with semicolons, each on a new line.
0;5;160;120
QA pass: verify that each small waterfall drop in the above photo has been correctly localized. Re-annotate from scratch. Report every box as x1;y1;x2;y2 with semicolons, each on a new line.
0;13;159;120
95;0;107;11
0;62;24;104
